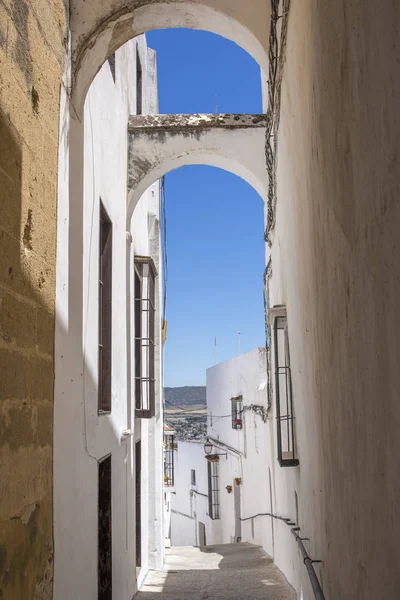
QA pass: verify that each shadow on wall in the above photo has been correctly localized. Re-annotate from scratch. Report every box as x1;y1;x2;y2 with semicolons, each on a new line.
135;543;296;599
0;110;55;595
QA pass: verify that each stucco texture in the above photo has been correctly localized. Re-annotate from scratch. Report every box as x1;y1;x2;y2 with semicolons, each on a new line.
0;0;67;597
270;1;400;598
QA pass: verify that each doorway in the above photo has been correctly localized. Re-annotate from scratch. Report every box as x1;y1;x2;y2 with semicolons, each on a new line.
98;455;112;600
135;440;142;569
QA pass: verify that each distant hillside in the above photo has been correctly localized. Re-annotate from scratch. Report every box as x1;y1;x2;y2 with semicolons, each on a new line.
164;386;206;407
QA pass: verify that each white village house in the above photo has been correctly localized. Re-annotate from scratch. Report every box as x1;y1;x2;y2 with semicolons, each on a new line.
54;36;164;599
169;349;271;549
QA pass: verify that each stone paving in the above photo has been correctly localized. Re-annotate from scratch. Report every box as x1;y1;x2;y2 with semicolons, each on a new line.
136;543;296;600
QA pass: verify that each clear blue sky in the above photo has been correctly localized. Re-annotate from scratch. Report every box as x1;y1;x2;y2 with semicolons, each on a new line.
147;29;265;386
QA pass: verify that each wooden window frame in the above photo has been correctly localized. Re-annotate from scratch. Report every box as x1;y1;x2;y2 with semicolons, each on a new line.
134;256;157;418
98;201;112;414
207;459;220;520
164;435;175;486
270;307;299;467
136;48;142;115
231;395;243;430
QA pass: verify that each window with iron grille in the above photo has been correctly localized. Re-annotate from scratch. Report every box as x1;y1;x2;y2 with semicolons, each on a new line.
98;201;112;414
164;435;174;486
207;460;220;520
274;314;299;467
191;469;196;486
231;396;243;430
135;256;157;418
136;48;142;115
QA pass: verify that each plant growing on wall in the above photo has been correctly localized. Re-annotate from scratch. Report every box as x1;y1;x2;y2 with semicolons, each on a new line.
225;485;233;494
234;477;242;486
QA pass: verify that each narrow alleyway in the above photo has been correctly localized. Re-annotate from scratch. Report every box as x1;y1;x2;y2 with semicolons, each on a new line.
137;543;295;599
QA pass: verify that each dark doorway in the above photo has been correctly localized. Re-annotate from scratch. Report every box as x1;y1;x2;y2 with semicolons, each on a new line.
98;455;112;600
135;440;142;568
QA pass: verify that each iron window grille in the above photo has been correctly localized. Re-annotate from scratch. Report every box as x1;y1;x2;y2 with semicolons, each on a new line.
231;395;243;430
274;314;299;467
98;201;112;414
134;256;157;418
164;435;175;486
207;459;220;520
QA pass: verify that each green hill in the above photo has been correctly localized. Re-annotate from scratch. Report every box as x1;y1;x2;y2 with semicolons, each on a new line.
164;386;206;407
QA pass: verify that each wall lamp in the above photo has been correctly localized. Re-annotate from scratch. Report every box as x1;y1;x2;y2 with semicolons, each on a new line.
204;440;227;458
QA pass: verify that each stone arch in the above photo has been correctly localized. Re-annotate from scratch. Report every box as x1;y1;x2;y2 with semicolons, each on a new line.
71;0;270;115
126;114;268;221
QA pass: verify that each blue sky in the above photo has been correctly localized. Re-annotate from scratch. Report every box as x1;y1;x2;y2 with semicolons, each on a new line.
147;30;265;386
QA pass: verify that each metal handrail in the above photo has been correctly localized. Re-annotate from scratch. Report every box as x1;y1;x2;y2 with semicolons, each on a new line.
240;511;325;600
291;528;325;600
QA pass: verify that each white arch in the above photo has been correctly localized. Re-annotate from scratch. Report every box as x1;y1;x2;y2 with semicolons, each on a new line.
128;152;267;222
71;0;270;115
126;116;268;220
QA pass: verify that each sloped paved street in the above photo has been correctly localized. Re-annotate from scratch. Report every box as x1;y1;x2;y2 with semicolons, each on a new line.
137;543;296;600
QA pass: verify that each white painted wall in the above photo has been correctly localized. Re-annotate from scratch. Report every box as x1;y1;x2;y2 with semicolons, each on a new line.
207;348;273;550
169;441;219;547
54;36;164;599
170;349;273;553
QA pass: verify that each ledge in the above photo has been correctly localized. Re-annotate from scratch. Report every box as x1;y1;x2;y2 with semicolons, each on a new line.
128;113;267;132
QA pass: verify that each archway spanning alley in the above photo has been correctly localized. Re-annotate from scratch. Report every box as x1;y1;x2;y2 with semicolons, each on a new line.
127;113;268;216
70;0;270;114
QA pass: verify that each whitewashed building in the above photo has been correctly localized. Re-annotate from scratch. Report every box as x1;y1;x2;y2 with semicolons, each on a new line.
53;36;164;599
170;348;271;549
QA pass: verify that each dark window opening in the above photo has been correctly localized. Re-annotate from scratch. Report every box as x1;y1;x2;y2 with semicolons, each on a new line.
98;455;112;600
164;435;175;486
108;53;116;83
207;460;220;520
136;48;142;115
99;201;112;413
274;315;299;467
191;469;196;486
135;441;141;568
134;257;157;418
231;396;243;430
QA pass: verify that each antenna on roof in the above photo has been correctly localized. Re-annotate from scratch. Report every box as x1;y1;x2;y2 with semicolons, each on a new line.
214;95;219;115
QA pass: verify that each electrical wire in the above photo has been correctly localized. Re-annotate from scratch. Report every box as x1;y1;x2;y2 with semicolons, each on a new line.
164;399;246;421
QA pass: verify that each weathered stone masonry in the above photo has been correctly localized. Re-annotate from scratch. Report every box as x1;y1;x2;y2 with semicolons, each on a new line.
0;1;67;597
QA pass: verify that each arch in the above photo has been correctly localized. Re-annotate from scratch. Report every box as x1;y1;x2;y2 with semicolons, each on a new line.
126;114;268;221
71;0;270;115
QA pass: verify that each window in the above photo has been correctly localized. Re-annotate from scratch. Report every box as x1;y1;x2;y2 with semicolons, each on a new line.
135;256;157;418
207;459;220;520
231;396;243;430
136;48;142;115
108;53;116;83
273;312;299;466
98;202;112;413
191;469;196;486
164;435;175;486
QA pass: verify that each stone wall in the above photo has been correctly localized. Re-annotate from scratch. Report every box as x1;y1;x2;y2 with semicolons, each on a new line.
0;0;67;597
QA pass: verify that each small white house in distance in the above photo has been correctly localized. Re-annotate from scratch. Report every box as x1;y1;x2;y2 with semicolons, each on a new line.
170;348;271;549
169;441;213;547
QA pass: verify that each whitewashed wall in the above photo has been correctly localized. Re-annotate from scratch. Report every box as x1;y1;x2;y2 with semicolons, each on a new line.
170;349;273;552
206;348;273;550
54;36;164;600
170;441;219;547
